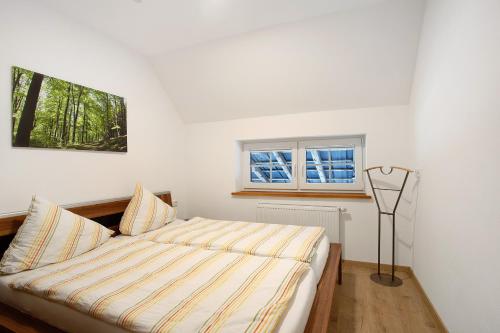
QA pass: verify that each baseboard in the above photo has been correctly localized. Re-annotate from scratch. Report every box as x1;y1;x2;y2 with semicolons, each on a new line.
409;269;449;333
342;259;411;273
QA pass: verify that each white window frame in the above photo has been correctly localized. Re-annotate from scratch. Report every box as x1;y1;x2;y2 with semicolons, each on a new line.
298;137;364;191
242;141;298;190
241;136;365;192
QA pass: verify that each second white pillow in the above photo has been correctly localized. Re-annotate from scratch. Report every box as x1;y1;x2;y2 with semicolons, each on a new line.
119;184;176;236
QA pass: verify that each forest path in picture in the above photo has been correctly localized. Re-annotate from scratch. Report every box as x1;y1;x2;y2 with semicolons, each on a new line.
11;66;127;152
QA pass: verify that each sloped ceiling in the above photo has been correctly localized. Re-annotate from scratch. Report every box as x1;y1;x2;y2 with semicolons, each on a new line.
39;0;425;123
153;0;425;122
38;0;388;54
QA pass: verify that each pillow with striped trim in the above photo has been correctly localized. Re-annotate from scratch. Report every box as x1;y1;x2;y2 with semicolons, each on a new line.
119;184;176;236
0;196;113;274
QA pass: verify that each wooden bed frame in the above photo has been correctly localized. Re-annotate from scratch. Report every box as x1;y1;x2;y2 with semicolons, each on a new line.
0;192;342;333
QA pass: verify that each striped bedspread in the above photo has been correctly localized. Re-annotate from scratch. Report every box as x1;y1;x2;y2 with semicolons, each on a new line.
10;239;309;333
137;217;325;263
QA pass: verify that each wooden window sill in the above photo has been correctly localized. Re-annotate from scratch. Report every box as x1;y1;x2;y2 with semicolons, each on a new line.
231;191;371;200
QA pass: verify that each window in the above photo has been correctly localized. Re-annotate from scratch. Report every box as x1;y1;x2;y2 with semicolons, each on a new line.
242;136;364;191
242;142;297;190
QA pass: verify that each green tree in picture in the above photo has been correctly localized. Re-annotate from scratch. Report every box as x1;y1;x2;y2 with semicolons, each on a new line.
11;66;127;152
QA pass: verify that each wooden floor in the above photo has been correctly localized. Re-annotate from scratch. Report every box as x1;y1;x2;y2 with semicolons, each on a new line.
329;262;444;333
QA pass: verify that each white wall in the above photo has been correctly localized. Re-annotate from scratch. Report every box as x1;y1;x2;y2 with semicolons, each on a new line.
411;0;500;331
0;0;186;216
185;106;417;265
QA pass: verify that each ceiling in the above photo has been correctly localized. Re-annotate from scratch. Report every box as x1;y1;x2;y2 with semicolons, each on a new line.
153;0;425;122
40;0;387;55
39;0;425;123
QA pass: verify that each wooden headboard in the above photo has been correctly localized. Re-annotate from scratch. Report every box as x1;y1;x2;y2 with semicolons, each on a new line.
0;192;172;255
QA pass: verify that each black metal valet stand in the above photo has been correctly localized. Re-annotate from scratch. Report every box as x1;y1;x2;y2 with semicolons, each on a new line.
364;166;413;287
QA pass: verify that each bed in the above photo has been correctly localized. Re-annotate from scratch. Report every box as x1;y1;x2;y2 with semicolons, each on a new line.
0;192;342;333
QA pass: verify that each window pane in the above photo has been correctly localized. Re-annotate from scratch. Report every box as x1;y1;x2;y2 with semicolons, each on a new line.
250;152;270;164
250;150;292;183
305;148;355;183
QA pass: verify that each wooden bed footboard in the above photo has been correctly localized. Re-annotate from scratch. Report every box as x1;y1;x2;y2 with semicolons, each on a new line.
0;303;63;333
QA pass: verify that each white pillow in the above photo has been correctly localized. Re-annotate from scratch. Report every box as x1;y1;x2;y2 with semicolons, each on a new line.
0;196;113;274
119;184;176;236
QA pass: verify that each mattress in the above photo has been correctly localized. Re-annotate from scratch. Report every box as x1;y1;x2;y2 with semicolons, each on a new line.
117;219;330;284
310;235;329;284
0;239;317;333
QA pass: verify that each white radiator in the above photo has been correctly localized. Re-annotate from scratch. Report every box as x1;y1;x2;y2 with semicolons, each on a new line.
256;202;343;243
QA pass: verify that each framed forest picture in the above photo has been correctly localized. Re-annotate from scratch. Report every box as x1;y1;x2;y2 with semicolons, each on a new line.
11;66;127;152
